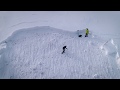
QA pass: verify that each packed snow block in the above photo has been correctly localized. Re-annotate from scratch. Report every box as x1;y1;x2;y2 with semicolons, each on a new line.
0;42;7;55
116;57;120;68
116;52;119;59
101;39;117;57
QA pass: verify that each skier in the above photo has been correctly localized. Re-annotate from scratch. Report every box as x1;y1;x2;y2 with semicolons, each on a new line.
85;28;89;37
62;46;67;54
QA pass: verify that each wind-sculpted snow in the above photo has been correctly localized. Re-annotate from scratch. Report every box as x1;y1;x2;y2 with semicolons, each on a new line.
0;26;120;79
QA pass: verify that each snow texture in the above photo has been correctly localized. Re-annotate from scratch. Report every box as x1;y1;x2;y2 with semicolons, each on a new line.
0;26;120;79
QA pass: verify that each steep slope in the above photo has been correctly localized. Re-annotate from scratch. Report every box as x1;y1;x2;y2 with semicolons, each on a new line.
0;26;120;79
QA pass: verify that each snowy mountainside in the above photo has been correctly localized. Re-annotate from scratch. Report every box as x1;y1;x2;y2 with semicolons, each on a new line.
0;26;120;79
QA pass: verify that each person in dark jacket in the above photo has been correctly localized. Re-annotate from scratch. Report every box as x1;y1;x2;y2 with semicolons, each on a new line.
62;46;67;54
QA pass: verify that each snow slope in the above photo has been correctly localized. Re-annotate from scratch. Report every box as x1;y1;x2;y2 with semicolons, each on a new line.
0;26;120;79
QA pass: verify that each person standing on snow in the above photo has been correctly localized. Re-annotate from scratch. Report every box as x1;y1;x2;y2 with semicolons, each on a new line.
85;28;89;37
62;46;67;54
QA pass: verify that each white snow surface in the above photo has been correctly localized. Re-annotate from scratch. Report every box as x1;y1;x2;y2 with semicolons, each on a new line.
0;26;120;79
0;11;120;79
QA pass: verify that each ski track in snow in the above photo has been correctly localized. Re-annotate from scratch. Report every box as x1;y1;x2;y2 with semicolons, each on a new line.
0;26;120;79
9;20;44;28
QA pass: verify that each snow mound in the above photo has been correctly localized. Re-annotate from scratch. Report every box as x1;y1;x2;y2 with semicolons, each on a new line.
0;26;120;79
0;42;7;55
100;39;117;57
